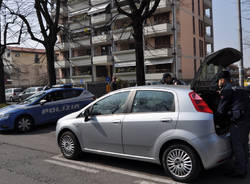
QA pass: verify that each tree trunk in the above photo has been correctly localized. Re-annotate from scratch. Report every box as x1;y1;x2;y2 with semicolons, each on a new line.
0;57;6;104
133;21;146;86
45;46;56;87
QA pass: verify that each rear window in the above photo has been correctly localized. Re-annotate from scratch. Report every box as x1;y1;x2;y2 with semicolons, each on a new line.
132;90;175;113
62;89;83;99
14;89;22;92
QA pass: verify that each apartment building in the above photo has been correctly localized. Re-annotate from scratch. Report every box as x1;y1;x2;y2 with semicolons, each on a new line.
3;47;47;87
55;0;214;84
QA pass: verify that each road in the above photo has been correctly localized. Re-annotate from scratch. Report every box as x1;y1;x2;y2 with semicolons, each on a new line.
0;124;249;184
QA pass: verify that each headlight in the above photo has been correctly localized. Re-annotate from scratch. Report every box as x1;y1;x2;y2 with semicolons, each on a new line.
0;114;9;120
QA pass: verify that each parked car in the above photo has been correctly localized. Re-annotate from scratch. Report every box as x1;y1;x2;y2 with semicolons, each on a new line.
5;88;23;102
18;86;43;101
56;48;243;182
0;85;95;132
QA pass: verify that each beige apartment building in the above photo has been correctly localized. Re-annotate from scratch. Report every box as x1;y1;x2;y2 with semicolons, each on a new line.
55;0;213;84
3;47;48;87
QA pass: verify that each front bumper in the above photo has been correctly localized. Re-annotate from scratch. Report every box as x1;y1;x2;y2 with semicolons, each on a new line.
191;133;232;169
0;117;15;130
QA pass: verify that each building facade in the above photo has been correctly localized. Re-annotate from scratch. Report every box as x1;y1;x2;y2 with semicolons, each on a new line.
55;0;213;84
3;47;48;87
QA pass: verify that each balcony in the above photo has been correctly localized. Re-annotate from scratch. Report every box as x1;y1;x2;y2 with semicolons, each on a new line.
92;34;111;45
145;48;172;59
205;34;213;43
71;55;91;66
153;0;172;13
204;0;212;8
145;23;173;37
113;50;135;63
55;42;79;51
91;13;111;25
204;16;213;25
55;60;70;69
68;0;89;12
70;20;90;31
93;55;112;65
91;0;110;6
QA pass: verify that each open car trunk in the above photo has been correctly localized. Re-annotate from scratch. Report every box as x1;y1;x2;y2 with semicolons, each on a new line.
191;48;243;135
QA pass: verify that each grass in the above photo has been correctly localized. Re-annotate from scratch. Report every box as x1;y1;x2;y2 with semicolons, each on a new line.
0;103;8;108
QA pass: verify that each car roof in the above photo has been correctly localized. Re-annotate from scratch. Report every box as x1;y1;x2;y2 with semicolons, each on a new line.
114;85;191;93
45;87;84;93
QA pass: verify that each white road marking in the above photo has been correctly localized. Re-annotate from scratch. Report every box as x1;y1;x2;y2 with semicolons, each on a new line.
45;159;99;174
50;155;183;184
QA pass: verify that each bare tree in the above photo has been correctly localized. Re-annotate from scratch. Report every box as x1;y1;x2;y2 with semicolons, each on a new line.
8;0;62;87
114;0;161;86
0;2;23;103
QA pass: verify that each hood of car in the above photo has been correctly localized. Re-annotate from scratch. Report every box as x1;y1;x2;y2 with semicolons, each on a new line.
0;104;27;115
191;48;242;92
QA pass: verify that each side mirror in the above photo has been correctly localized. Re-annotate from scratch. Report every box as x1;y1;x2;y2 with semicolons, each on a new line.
40;99;47;105
84;109;90;121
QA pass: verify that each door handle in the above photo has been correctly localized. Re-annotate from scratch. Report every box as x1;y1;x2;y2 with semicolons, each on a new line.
161;118;173;123
112;120;121;124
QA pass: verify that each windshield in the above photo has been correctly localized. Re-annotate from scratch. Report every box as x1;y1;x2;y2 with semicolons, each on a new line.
19;91;46;105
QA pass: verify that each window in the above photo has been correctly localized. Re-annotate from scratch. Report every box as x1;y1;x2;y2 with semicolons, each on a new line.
43;91;64;102
132;90;175;113
198;0;200;15
146;63;172;74
192;0;194;13
101;45;111;55
91;92;130;115
96;66;107;77
62;89;83;99
193;38;196;56
115;66;135;73
199;20;204;37
199;40;204;57
155;36;170;49
192;16;195;34
73;66;92;76
154;12;170;24
34;53;40;63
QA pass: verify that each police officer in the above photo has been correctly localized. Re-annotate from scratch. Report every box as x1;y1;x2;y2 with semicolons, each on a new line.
216;70;249;178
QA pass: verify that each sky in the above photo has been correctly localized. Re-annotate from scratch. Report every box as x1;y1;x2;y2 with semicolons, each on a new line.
213;0;250;67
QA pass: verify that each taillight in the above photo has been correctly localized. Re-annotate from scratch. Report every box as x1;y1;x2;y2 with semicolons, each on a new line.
13;92;16;96
189;92;213;114
92;96;96;100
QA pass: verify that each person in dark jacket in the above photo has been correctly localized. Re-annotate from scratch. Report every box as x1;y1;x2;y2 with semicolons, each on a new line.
110;76;117;91
216;70;249;178
161;73;183;85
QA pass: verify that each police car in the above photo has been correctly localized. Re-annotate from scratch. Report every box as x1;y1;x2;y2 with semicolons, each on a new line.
0;84;95;132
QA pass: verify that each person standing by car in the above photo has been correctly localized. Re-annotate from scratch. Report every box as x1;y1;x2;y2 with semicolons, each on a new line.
216;70;249;178
161;73;182;85
110;76;118;91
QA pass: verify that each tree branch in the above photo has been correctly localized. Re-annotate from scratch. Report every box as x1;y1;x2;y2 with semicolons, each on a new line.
142;0;161;20
114;0;132;18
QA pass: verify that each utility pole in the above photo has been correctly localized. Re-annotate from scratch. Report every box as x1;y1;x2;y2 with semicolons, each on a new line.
172;0;178;78
238;0;244;87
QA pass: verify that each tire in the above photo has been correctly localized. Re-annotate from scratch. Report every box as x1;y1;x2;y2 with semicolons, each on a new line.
59;131;82;159
162;144;201;183
15;116;34;132
10;97;13;102
19;97;22;102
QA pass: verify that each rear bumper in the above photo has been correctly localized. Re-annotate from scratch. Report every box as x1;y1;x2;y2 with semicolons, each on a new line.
191;133;232;169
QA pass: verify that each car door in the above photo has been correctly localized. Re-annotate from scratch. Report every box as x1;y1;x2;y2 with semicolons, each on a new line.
122;89;178;158
79;91;130;153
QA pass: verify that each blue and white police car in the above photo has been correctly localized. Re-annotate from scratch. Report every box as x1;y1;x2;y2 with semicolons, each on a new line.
0;84;95;132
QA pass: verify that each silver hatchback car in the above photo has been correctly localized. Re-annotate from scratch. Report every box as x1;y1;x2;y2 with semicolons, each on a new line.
56;48;242;182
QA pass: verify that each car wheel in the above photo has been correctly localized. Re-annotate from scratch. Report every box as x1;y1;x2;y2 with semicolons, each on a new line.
10;97;13;102
162;144;201;183
15;116;34;132
59;131;81;159
18;97;22;102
